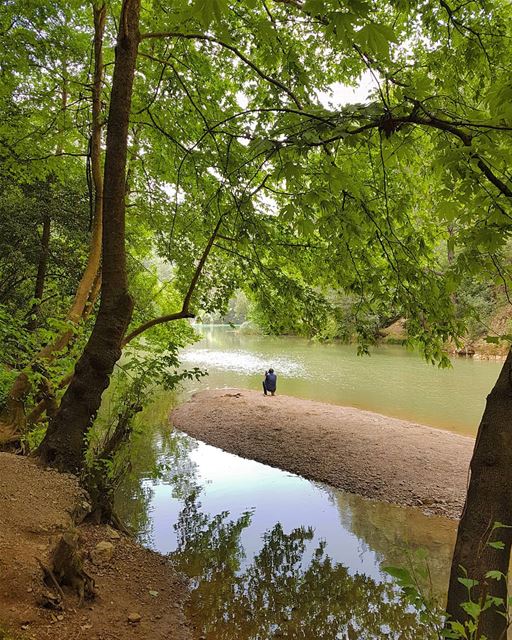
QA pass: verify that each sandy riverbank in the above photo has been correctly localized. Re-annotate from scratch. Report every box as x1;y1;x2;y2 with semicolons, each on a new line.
0;452;190;640
172;389;475;519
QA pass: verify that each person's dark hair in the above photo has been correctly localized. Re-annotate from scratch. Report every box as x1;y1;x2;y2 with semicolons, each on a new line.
268;368;274;373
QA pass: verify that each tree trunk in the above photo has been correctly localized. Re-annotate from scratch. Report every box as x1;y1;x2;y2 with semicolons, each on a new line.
27;214;51;331
0;4;106;445
446;348;512;638
38;0;140;473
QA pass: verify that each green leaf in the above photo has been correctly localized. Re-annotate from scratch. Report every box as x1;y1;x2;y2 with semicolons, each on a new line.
383;566;413;583
485;570;505;581
326;12;356;44
445;620;467;637
457;577;479;590
484;595;504;610
349;0;371;17
488;541;505;550
461;600;481;620
303;0;327;13
190;0;229;27
356;23;397;58
491;521;512;530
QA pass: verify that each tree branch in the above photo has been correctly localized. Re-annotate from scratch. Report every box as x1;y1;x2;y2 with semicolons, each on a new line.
284;103;512;200
140;31;303;109
438;0;493;70
122;214;226;344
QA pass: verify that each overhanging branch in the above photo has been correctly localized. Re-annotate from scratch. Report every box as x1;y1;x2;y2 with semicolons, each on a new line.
140;31;303;109
122;213;226;345
284;104;512;200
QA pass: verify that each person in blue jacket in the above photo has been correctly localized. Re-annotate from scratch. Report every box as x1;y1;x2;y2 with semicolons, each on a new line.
263;368;277;396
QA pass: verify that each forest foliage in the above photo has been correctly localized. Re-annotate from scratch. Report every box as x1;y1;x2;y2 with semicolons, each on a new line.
2;0;512;381
2;0;512;634
1;0;511;503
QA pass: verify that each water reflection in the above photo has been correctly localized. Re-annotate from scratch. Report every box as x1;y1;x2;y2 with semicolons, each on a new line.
171;495;435;639
332;491;456;594
116;420;456;639
115;392;199;544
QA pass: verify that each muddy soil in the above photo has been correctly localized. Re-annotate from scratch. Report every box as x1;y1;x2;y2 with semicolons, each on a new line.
0;452;190;640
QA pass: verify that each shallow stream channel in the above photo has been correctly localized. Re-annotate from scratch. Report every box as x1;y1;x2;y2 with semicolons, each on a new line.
117;326;503;639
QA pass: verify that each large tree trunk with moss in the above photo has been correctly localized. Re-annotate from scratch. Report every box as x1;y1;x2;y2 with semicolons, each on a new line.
38;0;140;473
0;5;106;446
446;348;512;639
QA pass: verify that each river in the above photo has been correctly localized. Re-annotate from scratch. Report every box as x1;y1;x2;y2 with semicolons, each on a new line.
181;325;503;436
116;326;503;639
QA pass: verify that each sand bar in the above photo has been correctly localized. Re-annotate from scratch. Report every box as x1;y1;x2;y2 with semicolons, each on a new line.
172;388;474;519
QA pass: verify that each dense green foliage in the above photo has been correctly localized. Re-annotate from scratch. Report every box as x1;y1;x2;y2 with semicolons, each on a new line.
0;0;511;465
0;0;511;487
2;0;512;635
2;0;512;378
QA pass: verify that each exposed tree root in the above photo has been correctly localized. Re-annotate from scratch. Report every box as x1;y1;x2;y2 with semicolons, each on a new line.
110;510;132;536
0;423;22;448
38;529;96;607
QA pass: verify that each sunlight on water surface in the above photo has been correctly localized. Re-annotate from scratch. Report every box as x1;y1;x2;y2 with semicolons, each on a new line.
182;325;503;436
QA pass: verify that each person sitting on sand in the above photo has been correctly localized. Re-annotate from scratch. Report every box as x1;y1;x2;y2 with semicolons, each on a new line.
263;368;277;396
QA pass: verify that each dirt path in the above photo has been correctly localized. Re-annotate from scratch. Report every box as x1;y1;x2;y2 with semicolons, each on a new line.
172;389;475;519
0;452;190;640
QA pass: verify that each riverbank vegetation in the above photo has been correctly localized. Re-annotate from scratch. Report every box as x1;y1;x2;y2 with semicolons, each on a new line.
2;0;512;637
209;281;512;355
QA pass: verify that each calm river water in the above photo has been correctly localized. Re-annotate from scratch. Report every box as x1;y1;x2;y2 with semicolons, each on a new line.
182;325;503;436
117;326;503;639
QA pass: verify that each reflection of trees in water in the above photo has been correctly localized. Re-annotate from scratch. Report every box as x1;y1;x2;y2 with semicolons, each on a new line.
327;487;456;597
170;497;435;640
116;420;448;637
115;416;199;542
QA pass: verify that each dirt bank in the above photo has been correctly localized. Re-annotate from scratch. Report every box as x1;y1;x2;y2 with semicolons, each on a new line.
172;389;474;519
0;452;190;640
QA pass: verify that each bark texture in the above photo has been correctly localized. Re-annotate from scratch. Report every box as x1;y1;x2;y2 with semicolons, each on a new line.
38;0;140;473
446;348;512;638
